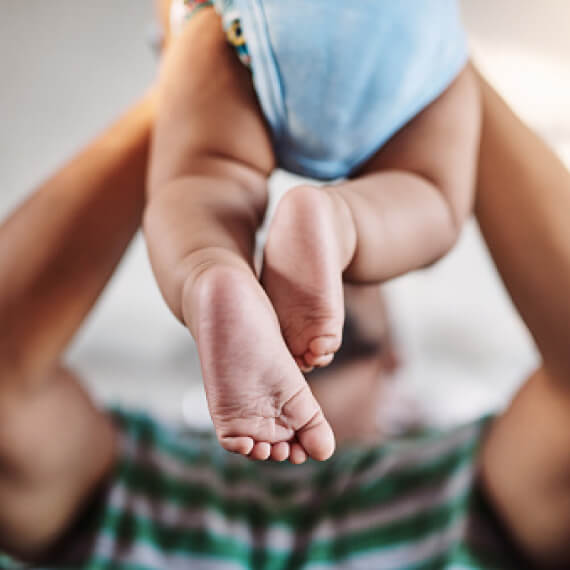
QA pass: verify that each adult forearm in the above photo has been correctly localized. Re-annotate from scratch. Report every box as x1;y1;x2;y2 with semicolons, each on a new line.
475;73;570;383
0;93;154;385
476;71;570;565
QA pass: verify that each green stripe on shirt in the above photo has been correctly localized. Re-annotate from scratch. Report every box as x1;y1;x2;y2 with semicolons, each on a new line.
2;409;517;569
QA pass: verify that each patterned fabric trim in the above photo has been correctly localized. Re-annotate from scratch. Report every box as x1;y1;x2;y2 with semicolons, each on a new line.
171;0;251;67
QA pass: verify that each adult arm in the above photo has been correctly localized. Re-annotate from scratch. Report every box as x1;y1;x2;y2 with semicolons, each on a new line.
476;72;570;566
0;94;154;560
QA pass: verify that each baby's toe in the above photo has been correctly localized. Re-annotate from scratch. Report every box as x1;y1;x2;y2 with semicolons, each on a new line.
309;335;341;357
297;413;335;462
281;384;336;462
304;351;335;368
221;436;255;456
289;442;308;465
270;442;290;462
249;441;272;461
295;357;314;373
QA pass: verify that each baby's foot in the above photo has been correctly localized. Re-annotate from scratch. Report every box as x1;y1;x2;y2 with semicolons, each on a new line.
191;263;335;462
262;186;357;371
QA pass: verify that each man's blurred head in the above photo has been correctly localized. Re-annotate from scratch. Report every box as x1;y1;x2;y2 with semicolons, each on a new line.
306;285;402;444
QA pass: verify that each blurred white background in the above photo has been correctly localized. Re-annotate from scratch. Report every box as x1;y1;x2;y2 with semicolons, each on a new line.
1;1;569;428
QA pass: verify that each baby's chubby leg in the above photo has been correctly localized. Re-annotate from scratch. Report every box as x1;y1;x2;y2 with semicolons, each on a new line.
263;67;480;369
340;66;481;281
144;9;334;463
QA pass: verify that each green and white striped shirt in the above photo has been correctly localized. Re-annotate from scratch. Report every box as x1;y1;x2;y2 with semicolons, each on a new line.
2;410;521;569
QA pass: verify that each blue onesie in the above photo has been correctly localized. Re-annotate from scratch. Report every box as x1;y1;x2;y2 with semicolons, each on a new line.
172;0;468;180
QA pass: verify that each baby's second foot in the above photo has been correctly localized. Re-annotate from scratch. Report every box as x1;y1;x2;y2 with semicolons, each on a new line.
190;263;335;462
262;186;357;371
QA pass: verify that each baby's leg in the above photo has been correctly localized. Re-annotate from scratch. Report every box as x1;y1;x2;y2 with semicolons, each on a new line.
263;66;480;369
145;9;334;462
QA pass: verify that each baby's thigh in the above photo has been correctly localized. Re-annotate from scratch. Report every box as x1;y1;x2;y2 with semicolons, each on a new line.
357;66;481;223
151;7;274;186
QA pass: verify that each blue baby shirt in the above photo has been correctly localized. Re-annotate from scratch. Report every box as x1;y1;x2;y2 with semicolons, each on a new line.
237;0;468;179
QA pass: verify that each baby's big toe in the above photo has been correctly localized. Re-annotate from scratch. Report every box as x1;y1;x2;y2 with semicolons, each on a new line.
297;415;336;462
282;384;336;462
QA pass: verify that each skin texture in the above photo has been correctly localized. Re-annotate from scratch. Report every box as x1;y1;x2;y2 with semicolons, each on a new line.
145;8;335;463
144;7;480;461
475;73;570;566
0;94;154;560
0;19;569;569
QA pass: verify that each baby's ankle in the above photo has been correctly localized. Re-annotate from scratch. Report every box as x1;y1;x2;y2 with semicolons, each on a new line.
321;187;358;271
180;250;254;335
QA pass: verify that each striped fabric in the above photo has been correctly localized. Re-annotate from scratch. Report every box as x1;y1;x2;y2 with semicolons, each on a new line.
2;410;519;569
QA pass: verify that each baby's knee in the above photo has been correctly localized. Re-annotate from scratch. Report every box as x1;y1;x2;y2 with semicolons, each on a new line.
422;199;467;270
